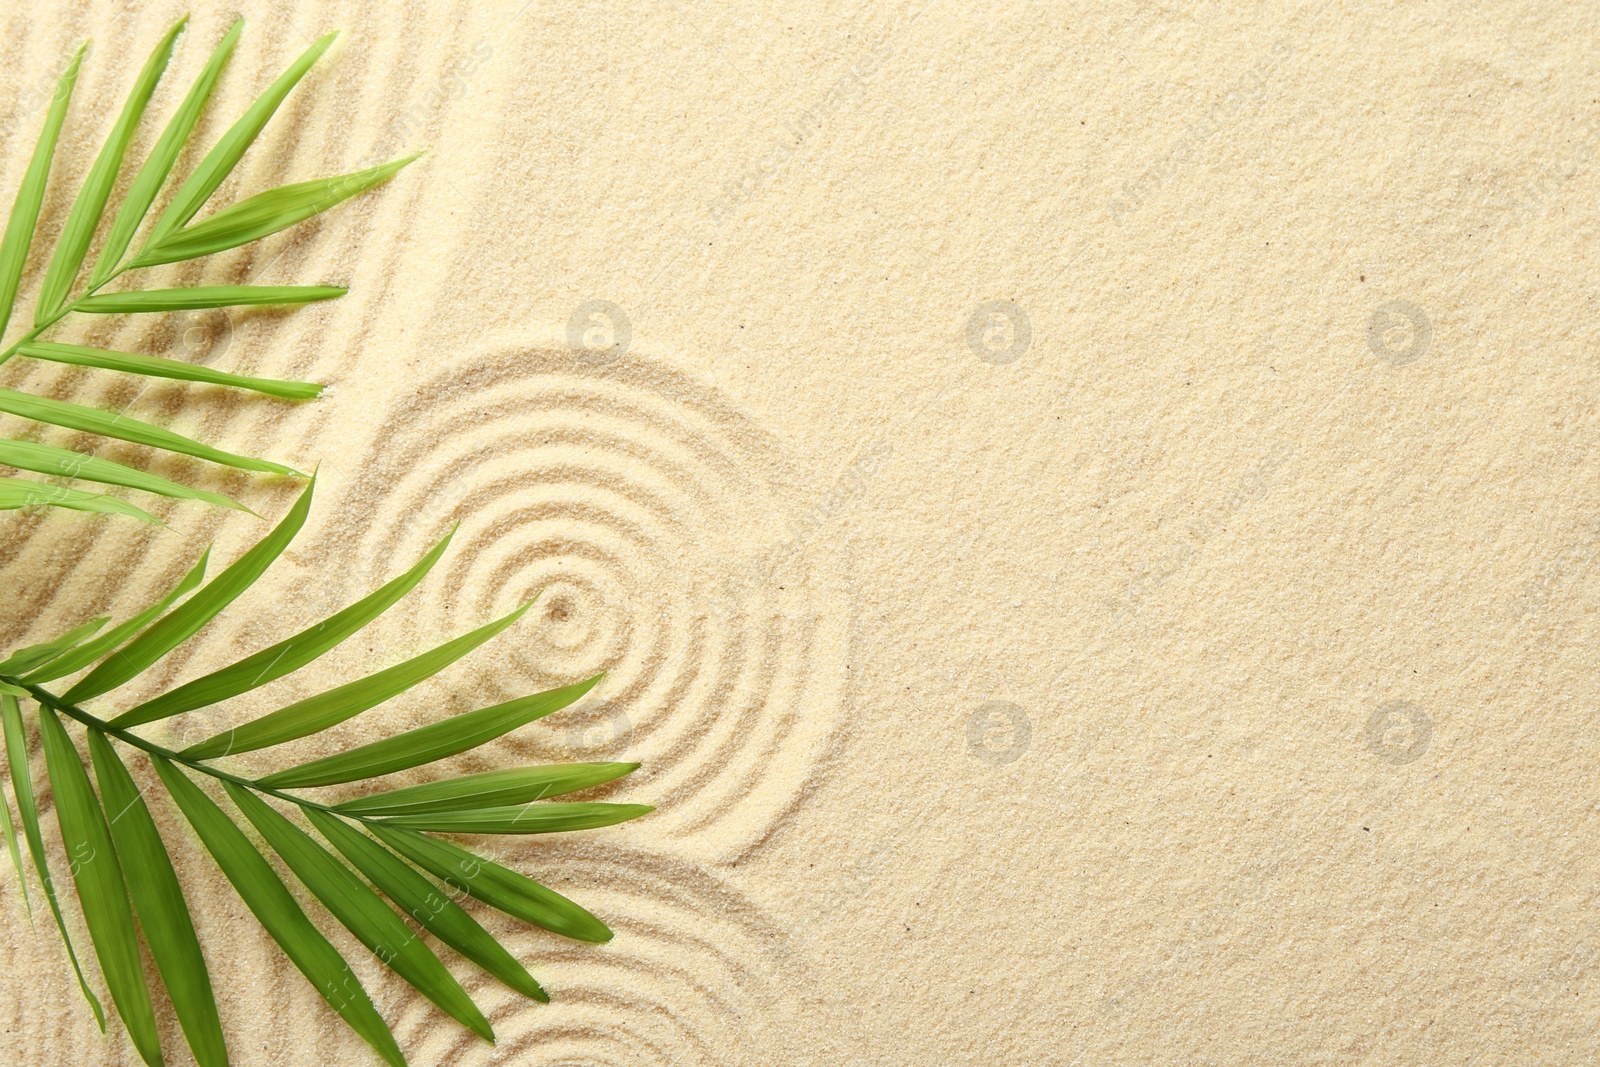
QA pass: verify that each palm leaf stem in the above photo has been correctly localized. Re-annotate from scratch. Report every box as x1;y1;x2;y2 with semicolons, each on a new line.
8;677;365;822
0;263;130;369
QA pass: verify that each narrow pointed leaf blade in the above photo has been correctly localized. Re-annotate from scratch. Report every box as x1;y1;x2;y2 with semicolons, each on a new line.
0;792;24;916
259;674;603;789
65;481;313;702
150;756;404;1067
117;529;453;727
75;285;346;313
0;616;109;675
144;32;338;249
225;784;491;1042
36;19;185;321
303;808;547;1002
182;601;532;760
0;733;28;915
87;733;226;1067
0;43;85;338
373;801;652;836
1;696;105;1027
25;552;209;684
0;389;300;475
37;708;163;1064
0;440;248;513
136;154;419;267
335;763;639;816
91;19;243;286
19;341;321;399
0;477;160;523
368;823;612;943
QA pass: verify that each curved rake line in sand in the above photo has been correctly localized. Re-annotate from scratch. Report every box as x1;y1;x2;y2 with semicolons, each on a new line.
385;847;812;1067
340;346;852;860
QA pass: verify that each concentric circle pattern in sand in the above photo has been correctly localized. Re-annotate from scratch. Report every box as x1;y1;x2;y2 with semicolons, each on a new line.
341;344;851;861
388;848;815;1066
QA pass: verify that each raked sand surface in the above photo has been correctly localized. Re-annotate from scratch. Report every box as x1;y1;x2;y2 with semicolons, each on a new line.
2;1;1599;1064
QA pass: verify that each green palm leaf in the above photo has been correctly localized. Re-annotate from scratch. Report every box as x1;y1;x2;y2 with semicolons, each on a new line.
225;783;493;1043
35;19;185;321
0;43;85;338
143;32;338;250
0;616;109;675
303;807;548;1002
75;285;346;313
37;708;162;1063
87;733;226;1067
0;774;25;916
180;600;533;759
0;477;159;523
0;440;248;513
373;801;652;836
115;528;453;727
0;388;299;475
65;481;312;702
24;553;209;683
259;674;604;789
18;340;321;399
368;823;613;943
0;695;105;1028
90;20;243;287
0;751;24;921
334;763;639;816
135;154;420;268
151;756;405;1067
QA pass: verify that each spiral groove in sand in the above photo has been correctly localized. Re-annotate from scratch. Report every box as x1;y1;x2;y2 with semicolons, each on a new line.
386;848;814;1066
340;345;850;861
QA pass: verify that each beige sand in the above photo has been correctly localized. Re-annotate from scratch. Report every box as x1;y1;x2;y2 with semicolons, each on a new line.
3;0;1599;1062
